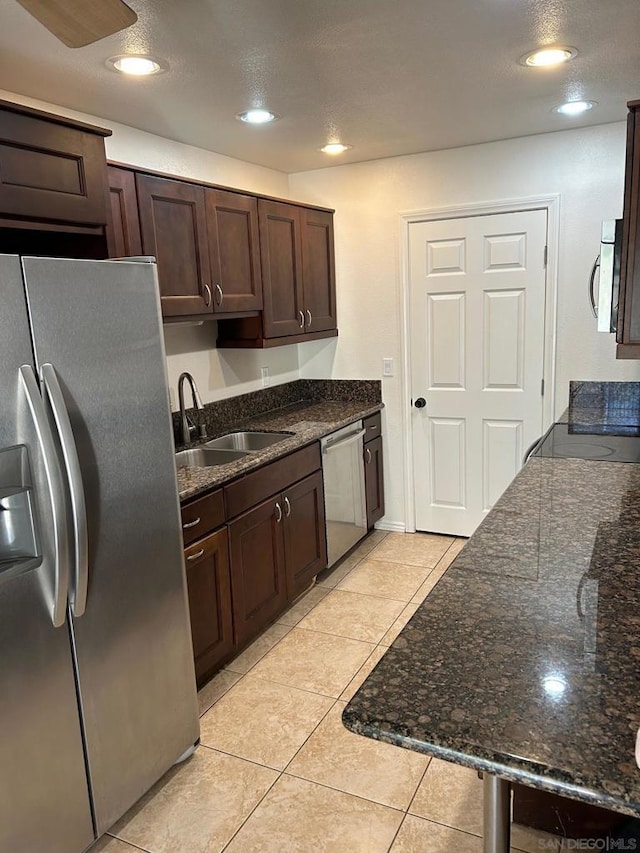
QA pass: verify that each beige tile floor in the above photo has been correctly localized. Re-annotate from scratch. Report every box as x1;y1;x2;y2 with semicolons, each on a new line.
100;531;562;853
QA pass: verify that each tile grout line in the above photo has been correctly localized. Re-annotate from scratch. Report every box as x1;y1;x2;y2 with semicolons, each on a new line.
204;671;344;705
105;832;154;853
282;769;409;815
199;672;246;717
219;696;341;852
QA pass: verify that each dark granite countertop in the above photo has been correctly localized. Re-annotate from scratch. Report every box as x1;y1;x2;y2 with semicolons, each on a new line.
569;381;640;435
343;455;640;817
176;382;383;502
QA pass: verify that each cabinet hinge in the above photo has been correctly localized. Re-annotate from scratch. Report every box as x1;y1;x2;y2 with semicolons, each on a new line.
541;378;545;396
543;245;548;267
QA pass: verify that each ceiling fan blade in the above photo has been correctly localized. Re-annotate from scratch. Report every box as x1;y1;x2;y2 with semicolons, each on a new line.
15;0;138;48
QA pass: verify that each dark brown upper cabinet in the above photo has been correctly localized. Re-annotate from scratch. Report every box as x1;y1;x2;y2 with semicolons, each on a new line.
106;165;142;259
260;199;306;338
617;100;640;358
205;188;263;314
136;173;213;318
216;199;337;347
0;99;110;228
300;207;337;333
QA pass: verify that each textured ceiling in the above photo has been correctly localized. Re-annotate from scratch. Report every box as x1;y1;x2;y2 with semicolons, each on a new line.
0;0;639;173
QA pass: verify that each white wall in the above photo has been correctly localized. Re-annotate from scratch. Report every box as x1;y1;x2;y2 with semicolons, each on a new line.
0;88;299;407
290;123;640;529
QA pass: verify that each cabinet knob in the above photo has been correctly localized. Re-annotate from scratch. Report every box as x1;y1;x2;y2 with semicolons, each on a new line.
414;397;427;409
275;501;283;523
182;517;201;529
203;284;212;306
284;496;291;517
215;284;224;306
365;447;372;464
306;309;312;328
298;310;305;330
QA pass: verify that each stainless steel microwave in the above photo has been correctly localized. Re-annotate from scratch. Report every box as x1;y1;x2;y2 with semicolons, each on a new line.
590;219;622;333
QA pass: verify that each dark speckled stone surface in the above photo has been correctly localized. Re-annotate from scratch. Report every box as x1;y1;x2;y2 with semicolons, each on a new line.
343;456;640;817
176;380;382;502
569;381;640;434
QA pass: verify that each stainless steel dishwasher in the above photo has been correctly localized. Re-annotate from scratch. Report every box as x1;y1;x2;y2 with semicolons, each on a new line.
321;421;368;567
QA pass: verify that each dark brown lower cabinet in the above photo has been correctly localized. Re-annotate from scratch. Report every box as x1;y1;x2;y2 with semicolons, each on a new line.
512;784;626;840
181;443;328;683
228;496;288;648
283;471;327;599
364;435;385;529
184;528;234;687
228;472;328;647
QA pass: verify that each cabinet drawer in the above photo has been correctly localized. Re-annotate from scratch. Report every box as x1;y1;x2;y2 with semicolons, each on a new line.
363;412;382;442
225;443;321;519
181;489;225;545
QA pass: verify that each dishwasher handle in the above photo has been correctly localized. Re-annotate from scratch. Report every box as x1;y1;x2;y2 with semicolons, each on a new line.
322;428;366;453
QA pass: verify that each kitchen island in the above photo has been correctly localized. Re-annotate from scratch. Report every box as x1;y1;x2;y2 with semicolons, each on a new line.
343;453;640;850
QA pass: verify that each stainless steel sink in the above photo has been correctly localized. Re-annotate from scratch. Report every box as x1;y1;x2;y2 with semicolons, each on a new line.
204;431;293;451
175;447;248;468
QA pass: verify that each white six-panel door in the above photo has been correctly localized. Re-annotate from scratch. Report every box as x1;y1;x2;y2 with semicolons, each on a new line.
409;209;547;536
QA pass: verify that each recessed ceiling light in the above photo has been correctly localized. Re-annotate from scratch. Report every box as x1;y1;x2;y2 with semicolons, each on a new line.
320;143;353;155
553;100;596;116
237;109;278;124
521;46;577;67
106;55;167;76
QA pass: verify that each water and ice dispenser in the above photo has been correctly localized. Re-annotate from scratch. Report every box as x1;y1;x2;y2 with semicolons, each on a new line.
0;445;39;576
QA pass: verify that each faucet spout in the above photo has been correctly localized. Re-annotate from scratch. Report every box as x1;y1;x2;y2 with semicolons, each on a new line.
177;372;207;445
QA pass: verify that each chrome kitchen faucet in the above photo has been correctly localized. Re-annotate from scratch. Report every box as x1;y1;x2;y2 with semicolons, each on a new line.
177;372;207;445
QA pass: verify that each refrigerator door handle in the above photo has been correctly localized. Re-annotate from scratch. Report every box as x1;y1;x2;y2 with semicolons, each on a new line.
19;365;70;627
41;364;89;618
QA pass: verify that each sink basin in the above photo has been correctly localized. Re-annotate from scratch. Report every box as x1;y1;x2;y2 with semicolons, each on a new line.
175;448;248;468
204;431;293;452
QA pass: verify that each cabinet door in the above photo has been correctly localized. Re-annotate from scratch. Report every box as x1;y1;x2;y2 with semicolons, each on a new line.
617;103;640;354
106;166;142;258
0;104;109;226
228;496;287;647
184;528;234;686
259;199;305;337
283;471;328;599
300;207;337;333
136;173;213;317
364;436;385;529
205;188;263;313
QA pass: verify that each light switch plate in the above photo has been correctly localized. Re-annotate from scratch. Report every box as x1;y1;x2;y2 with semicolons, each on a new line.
261;366;270;387
383;358;394;377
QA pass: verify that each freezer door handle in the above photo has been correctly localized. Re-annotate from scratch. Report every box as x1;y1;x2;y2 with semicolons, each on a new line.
19;365;70;628
41;364;89;618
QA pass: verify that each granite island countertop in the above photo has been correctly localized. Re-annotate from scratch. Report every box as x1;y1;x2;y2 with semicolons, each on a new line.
176;398;383;502
343;455;640;817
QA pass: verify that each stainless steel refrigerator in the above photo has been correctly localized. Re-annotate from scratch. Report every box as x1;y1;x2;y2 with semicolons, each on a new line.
0;255;199;852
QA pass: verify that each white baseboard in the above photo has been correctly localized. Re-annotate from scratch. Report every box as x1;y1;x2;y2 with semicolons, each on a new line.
374;520;406;533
